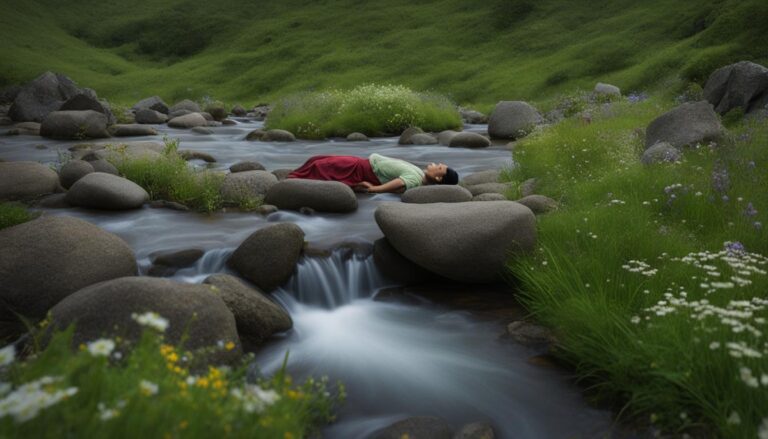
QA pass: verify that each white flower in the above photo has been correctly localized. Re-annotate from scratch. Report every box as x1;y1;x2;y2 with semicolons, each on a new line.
709;342;721;350
98;402;120;421
139;380;158;396
87;339;115;357
630;316;641;324
131;312;169;332
0;345;15;367
726;411;741;425
0;383;10;397
0;377;77;423
231;385;280;414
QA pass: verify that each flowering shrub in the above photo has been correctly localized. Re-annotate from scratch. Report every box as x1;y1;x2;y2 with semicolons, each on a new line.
266;84;461;139
0;319;343;438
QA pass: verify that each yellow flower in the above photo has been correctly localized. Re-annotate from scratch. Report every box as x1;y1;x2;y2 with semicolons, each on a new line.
213;380;225;390
179;420;189;430
166;352;179;363
224;341;235;351
196;377;209;388
78;343;86;351
284;433;294;439
178;381;188;390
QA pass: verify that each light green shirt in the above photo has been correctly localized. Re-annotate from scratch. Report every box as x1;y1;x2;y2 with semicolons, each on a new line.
369;153;424;190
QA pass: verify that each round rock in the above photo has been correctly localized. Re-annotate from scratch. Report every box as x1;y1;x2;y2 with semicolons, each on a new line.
594;82;621;97
467;182;513;196
220;170;278;204
0;161;60;201
170;99;201;114
87;159;119;175
461;170;500;186
346;132;369;141
398;126;424;145
472;193;507;201
408;133;438;145
262;129;296;142
109;124;158;137
641;142;682;165
644;101;723;149
437;130;458;146
65;172;149;210
488;101;542;139
40;110;109;140
230;161;266;173
704;61;768;114
132;96;169;114
265;179;357;213
448;132;491;148
516;195;558;215
134;108;168;124
375;201;536;283
401;185;472;203
227;223;305;291
168;112;208;129
59;159;94;189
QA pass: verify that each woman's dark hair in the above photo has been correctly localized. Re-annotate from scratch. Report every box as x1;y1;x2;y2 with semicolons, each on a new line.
441;167;459;185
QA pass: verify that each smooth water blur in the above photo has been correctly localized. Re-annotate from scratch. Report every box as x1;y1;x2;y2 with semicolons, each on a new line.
0;120;615;437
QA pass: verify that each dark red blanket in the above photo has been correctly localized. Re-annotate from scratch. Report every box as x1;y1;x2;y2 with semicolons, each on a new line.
287;155;381;187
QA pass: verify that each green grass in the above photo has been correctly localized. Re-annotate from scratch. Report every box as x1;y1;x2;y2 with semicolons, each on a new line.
266;84;461;138
0;325;343;437
503;99;768;437
1;0;766;107
0;203;35;230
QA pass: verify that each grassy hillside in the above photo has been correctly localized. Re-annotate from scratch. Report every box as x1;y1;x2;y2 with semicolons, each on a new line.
1;0;767;107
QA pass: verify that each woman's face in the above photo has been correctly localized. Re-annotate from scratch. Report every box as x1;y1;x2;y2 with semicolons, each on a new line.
425;162;448;182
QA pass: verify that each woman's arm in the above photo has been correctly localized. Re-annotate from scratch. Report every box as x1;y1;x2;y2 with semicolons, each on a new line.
365;178;406;194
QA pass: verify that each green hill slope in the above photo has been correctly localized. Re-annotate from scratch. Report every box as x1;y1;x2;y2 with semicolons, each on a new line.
1;0;766;106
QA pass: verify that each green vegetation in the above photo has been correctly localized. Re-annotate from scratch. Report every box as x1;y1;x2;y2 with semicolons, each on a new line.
0;203;34;230
0;322;343;437
266;84;461;138
1;0;766;107
503;99;767;436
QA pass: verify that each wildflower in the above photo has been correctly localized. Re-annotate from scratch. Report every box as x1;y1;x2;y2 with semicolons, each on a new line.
744;202;758;217
738;367;759;388
139;380;159;396
711;164;730;194
87;339;115;357
98;402;122;421
0;345;15;367
231;385;280;414
755;221;763;230
726;411;741;425
0;377;77;423
131;312;169;332
759;418;768;439
709;342;720;350
225;341;235;351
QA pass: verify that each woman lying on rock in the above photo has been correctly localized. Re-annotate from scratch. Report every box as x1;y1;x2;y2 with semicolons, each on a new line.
287;153;459;193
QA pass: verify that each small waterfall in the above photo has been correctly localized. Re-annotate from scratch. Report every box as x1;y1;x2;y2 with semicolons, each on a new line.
173;248;234;282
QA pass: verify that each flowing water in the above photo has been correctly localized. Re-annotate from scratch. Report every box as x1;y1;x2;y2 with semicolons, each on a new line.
0;120;616;437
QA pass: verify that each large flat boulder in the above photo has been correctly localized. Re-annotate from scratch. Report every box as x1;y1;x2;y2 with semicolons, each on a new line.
645;101;723;149
0;216;137;340
227;223;305;291
9;72;82;122
59;159;94;189
0;161;59;201
488;101;542;139
460;170;500;186
203;274;292;346
373;238;436;285
375;201;536;283
401;185;472;203
168;112;208;129
48;277;241;364
170;99;201;114
109;124;158;137
220;170;277;204
40;110;110;140
65;172;149;210
59;92;116;125
265;179;357;213
704;61;768;115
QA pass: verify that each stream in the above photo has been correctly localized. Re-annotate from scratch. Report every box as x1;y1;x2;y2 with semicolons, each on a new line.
0;120;616;438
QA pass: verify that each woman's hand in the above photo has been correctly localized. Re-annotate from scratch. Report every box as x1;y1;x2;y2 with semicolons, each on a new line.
366;178;405;194
352;181;374;193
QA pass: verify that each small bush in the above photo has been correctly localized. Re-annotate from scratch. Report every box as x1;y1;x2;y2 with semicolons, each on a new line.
0;203;34;230
722;107;745;127
266;84;462;139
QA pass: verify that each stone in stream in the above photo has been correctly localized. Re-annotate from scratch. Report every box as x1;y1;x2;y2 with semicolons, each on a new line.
251;104;271;121
644;101;723;149
9;71;82;122
245;129;266;141
170;99;201;114
261;129;296;142
179;150;216;162
109;124;158;137
641;141;682;165
459;107;488;124
516;194;558;215
134;108;169;124
40;110;110;140
231;104;247;116
132;96;169;114
88;141;164;163
205;103;227;121
221;119;237;126
230;161;265;173
506;320;556;349
472;193;507;202
203;274;293;346
0;216;137;340
401;185;472;204
408;133;438;145
148;248;204;277
466;182;513;197
34;193;69;208
373;416;454;439
346;132;369;141
47;276;241;364
448;132;491;148
65;172;149;210
168;109;193;119
191;126;214;135
0;161;60;201
88;159;119;175
487;101;542;140
220;170;277;204
375;201;536;283
264;179;357;213
228;223;305;292
460;169;501;186
704;61;768;115
373;238;437;285
258;204;278;215
398;126;424;145
594;82;621;98
59;159;94;189
271;168;293;180
437;130;458;146
168;112;208;129
59;92;116;125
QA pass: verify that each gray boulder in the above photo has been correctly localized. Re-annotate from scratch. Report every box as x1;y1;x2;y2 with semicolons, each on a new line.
170;99;201;114
168;112;208;129
467;182;513;196
0;216;137;339
134;109;168;124
131;96;169;114
346;132;369;141
704;61;768;114
191;126;214;135
265;179;357;213
109;124;158;137
0;161;59;201
227;223;305;291
488;101;542;139
9;72;82;122
409;133;438;145
0;85;22;104
203;274;293;346
641;142;682;165
231;104;246;116
519;178;538;197
262;129;296;142
401;185;472;203
594;82;621;97
88;159;119;175
449;132;490;148
437;130;458;146
472;193;507;201
460;108;488;124
507;320;556;348
9;122;40;136
205;104;227;121
398;126;424;145
461;170;500;186
230;161;265;173
220;170;277;204
90;141;164;164
645;101;723;149
59;159;94;189
40;110;110;140
59;92;116;125
151;248;204;268
245;129;266;141
375;201;536;282
373;238;436;285
251;104;271;121
168;109;193;119
516;194;558;215
179;150;216;163
271;169;293;180
374;416;453;439
48;277;241;364
65;172;149;210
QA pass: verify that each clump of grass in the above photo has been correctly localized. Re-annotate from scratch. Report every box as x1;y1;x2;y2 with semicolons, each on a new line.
266;84;462;139
504;99;767;436
0;203;35;230
108;138;224;212
0;320;344;437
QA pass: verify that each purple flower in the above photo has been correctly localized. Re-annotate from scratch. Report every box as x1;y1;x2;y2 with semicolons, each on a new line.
724;241;746;255
627;92;648;104
744;202;758;217
755;221;763;230
722;195;729;202
748;161;756;170
711;164;730;194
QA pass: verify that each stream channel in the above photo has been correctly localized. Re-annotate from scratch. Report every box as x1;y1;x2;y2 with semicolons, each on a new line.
1;120;617;438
